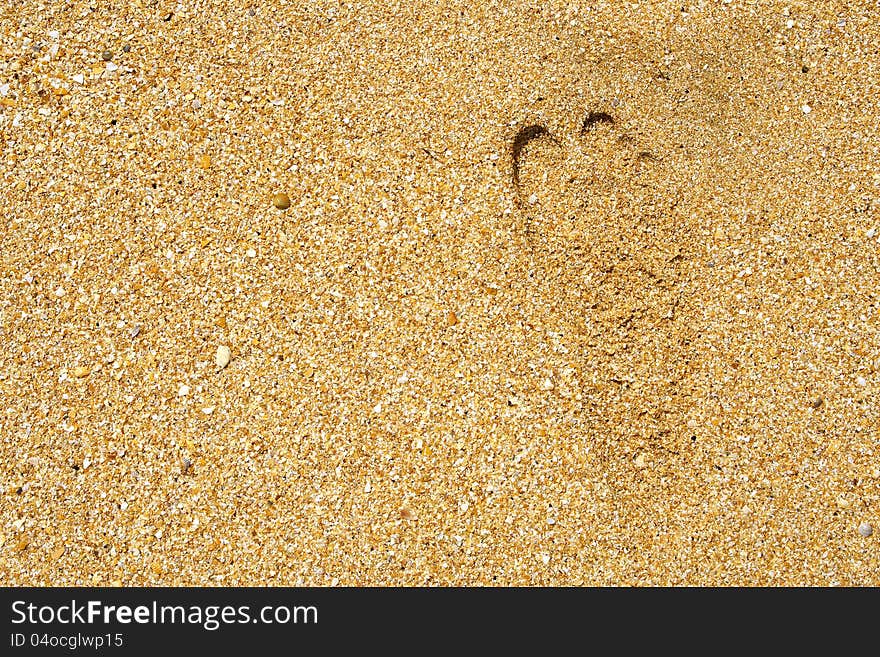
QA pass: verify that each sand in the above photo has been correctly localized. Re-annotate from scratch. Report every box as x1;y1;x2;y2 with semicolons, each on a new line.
1;0;878;585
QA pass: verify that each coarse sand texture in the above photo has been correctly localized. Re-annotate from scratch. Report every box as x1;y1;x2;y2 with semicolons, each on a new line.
1;1;879;585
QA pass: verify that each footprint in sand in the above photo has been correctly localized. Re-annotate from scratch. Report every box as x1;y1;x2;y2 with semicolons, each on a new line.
509;109;698;440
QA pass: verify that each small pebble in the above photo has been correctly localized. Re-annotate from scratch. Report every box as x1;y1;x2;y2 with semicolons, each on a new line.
101;50;113;61
858;522;873;537
215;345;231;369
178;384;191;396
801;104;811;114
272;192;291;210
810;397;823;409
71;365;90;378
856;376;867;386
122;44;131;53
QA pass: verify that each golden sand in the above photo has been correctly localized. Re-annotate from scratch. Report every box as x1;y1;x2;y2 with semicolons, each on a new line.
1;0;878;585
